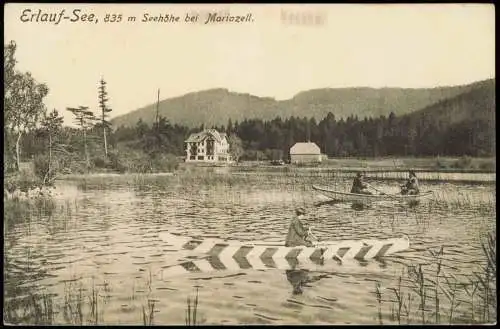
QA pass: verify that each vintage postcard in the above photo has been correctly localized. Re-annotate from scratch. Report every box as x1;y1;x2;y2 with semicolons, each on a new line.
3;3;496;325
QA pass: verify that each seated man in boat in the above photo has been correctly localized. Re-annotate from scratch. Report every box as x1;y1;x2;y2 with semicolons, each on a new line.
285;207;314;247
350;172;372;195
400;170;420;195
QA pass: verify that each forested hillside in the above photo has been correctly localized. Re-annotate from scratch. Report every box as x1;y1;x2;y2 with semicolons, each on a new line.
110;80;489;129
103;79;495;160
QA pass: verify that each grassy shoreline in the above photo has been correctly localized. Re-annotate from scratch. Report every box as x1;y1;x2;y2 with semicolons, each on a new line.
13;156;495;187
50;160;495;185
55;172;175;180
239;156;496;173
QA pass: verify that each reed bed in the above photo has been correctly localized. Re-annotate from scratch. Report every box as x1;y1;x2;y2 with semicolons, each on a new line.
59;170;495;206
4;275;201;326
3;292;55;325
142;299;157;326
375;231;496;324
431;190;495;210
167;170;496;211
185;287;200;326
5;170;494;238
231;165;495;182
364;171;494;184
4;197;59;231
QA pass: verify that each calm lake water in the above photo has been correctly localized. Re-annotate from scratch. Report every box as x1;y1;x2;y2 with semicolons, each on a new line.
4;171;496;325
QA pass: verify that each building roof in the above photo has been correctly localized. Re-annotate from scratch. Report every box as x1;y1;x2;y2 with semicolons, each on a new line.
185;129;227;143
290;142;321;155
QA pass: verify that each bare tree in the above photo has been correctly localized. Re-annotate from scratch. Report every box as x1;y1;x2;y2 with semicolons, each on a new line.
98;77;112;157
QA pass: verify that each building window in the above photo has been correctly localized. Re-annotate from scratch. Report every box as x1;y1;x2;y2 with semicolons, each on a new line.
190;155;196;160
190;144;198;155
207;139;215;156
198;156;204;160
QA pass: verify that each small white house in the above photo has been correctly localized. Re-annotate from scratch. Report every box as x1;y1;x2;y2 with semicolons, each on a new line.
185;129;231;163
290;142;322;164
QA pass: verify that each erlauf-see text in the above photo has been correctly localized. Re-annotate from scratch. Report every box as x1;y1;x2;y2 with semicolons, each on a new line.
20;9;98;24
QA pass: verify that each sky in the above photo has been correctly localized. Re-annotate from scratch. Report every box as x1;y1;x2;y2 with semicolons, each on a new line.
4;3;495;126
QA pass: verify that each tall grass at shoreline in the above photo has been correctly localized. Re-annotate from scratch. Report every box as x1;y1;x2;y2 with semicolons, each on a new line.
56;169;495;222
6;170;494;236
5;169;495;227
56;165;495;188
374;231;496;324
4;274;202;326
4;196;58;231
185;287;200;326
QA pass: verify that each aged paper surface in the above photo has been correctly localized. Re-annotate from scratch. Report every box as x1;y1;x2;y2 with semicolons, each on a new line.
4;3;496;325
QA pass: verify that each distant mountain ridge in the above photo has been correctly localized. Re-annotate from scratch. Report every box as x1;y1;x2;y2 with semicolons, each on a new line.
111;79;494;129
406;78;495;156
407;78;495;125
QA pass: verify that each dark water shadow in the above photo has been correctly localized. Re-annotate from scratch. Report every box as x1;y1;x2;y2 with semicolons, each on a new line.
285;269;334;295
351;202;372;211
407;200;420;208
313;200;344;208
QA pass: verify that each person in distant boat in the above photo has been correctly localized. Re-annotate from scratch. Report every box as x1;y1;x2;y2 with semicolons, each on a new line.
401;170;420;195
350;172;372;195
285;207;313;248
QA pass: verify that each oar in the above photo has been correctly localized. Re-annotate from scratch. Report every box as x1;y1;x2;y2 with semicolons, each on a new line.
307;226;319;243
308;227;329;248
365;183;386;195
366;183;403;200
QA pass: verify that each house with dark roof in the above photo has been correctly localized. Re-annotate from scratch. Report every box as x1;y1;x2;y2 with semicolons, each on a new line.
289;142;322;164
185;129;231;162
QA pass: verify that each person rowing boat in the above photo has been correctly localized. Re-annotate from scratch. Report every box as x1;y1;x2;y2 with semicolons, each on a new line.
285;207;314;247
284;207;312;295
350;172;373;195
400;170;420;195
285;207;326;295
350;172;393;196
284;208;338;251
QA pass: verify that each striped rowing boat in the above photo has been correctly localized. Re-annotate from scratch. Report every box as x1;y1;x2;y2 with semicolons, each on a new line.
158;232;410;276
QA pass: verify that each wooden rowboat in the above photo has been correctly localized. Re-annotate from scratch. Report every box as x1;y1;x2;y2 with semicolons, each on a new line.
160;232;410;261
157;232;411;278
312;185;433;204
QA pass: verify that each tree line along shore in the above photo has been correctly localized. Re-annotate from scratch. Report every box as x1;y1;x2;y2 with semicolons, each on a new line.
4;40;495;194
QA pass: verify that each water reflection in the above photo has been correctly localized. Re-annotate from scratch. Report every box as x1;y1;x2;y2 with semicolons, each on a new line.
286;269;309;295
286;269;337;296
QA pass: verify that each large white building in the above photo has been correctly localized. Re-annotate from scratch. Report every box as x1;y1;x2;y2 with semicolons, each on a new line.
185;129;231;163
289;142;322;164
